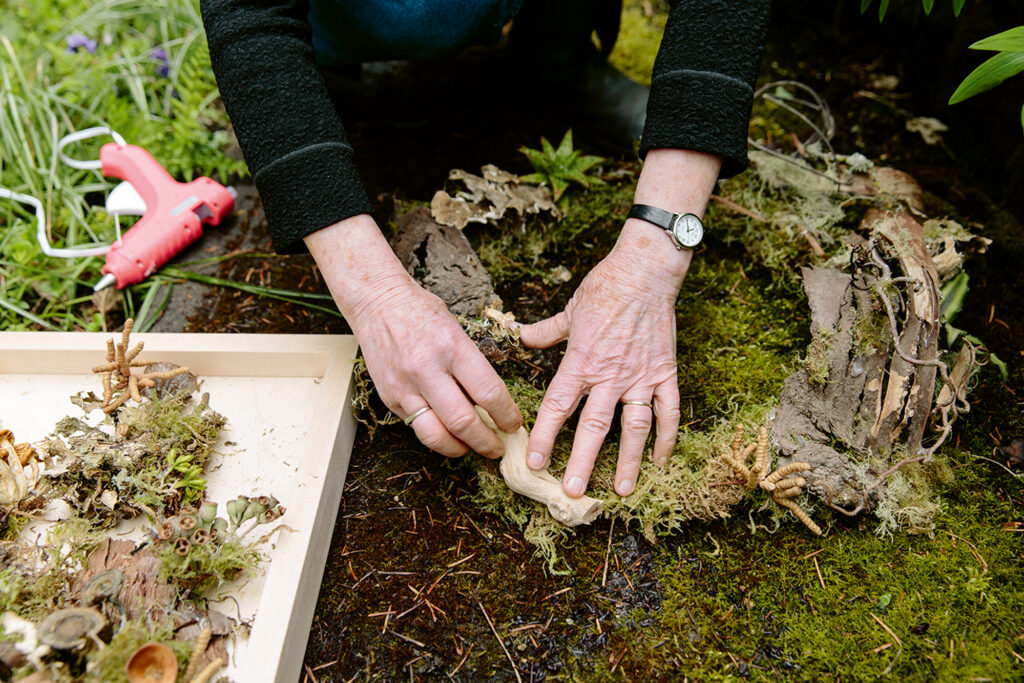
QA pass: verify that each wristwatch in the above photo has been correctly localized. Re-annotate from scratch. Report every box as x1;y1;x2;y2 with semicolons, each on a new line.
627;204;704;250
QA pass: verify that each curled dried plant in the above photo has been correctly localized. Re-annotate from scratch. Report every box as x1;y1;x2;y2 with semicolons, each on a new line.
91;318;191;414
721;424;821;535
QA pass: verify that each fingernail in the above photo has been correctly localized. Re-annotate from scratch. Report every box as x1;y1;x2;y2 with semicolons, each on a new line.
565;476;584;497
528;451;544;469
617;479;634;496
505;320;521;331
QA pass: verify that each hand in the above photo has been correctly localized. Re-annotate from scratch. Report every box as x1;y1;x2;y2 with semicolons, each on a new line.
519;147;722;499
519;221;689;498
305;214;521;457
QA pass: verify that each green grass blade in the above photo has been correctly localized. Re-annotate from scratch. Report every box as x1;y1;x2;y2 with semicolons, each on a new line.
969;27;1024;53
949;52;1024;104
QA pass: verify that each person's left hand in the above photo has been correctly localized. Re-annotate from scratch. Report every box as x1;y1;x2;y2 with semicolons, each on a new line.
517;221;690;498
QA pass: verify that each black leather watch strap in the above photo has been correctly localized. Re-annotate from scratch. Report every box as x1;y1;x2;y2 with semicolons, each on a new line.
627;204;677;231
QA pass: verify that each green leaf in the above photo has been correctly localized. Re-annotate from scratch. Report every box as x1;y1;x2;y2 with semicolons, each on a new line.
922;0;935;14
945;322;964;347
556;129;574;158
949;51;1024;104
940;272;970;322
861;0;873;13
540;136;555;158
989;352;1009;381
878;0;890;21
551;177;569;202
969;27;1024;53
952;0;966;17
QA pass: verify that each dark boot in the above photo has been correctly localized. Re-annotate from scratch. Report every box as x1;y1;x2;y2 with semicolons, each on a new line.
506;0;645;155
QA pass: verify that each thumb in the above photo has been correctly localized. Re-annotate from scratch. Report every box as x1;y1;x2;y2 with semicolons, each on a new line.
518;311;571;349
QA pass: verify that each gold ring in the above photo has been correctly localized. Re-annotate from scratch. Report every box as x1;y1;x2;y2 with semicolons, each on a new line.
621;400;652;408
404;406;432;425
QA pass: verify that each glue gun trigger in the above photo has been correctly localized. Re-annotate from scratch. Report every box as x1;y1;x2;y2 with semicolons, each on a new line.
105;181;147;217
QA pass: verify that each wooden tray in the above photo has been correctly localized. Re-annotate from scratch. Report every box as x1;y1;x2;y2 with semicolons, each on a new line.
0;332;359;683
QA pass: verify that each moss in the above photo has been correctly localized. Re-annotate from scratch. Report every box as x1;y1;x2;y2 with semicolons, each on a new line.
804;327;835;386
84;619;190;683
156;532;263;602
608;0;668;86
575;445;1024;680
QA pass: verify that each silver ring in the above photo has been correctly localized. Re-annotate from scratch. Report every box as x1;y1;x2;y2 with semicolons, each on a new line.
621;400;652;408
404;406;432;425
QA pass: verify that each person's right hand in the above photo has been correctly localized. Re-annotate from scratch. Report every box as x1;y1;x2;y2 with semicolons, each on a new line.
305;214;521;458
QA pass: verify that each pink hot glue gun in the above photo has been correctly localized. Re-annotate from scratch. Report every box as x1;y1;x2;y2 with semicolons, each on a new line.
93;143;235;291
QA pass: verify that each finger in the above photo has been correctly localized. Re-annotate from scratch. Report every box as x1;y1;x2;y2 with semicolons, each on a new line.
652;379;681;466
527;370;584;470
453;349;521;433
563;387;621;498
518;311;570;350
423;377;506;458
615;397;654;496
406;403;469;458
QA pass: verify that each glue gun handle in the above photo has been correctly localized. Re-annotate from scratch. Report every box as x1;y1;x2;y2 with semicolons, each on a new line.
103;211;203;289
99;143;177;210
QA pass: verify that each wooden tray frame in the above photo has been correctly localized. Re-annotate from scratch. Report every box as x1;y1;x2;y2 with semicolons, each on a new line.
0;332;359;683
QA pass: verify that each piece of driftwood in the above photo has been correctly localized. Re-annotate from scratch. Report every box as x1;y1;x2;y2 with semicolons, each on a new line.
771;204;952;511
390;206;501;317
475;407;602;527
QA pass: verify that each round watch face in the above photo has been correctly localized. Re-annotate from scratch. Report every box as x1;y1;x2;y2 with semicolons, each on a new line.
672;213;704;248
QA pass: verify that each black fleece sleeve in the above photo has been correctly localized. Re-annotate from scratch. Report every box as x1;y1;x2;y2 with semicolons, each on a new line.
201;0;372;254
640;0;772;178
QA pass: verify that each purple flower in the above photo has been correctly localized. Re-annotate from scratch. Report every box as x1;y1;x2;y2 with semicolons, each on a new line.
151;48;169;77
65;34;97;54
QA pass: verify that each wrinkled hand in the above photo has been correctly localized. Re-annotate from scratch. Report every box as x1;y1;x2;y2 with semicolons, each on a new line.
349;276;522;457
305;214;520;459
519;222;690;498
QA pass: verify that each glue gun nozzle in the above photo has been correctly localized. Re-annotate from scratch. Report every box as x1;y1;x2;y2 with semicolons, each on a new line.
94;273;118;292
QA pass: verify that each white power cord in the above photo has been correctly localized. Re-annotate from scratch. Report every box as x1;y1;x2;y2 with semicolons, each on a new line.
0;126;127;258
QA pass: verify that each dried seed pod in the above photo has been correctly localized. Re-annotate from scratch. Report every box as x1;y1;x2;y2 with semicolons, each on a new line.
254;495;277;508
174;537;192;557
37;607;109;651
189;656;226;683
258;507;283;524
125;642;178;683
730;424;744;456
760;462;811;491
158;521;175;541
225;497;249;527
240;500;268;524
182;627;212;681
776;497;822;535
191;529;212;546
210;518;227;538
198;502;219;528
773;476;807;491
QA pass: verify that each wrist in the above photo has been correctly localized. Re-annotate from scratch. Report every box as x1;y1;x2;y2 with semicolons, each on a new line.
303;213;414;320
613;220;692;286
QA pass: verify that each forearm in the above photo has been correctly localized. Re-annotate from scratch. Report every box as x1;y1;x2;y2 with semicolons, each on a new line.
201;0;372;254
642;0;772;177
303;214;412;322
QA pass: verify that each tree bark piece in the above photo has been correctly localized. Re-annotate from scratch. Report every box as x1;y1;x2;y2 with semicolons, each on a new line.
475;407;602;527
390;206;501;317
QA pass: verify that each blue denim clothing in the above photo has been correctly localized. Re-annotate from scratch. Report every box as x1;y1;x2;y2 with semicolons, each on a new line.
308;0;524;67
